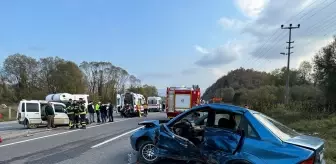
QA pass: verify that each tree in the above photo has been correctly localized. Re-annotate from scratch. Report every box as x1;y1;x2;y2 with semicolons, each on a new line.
298;61;312;84
313;36;336;111
214;87;235;103
3;54;39;100
52;61;86;93
38;57;65;93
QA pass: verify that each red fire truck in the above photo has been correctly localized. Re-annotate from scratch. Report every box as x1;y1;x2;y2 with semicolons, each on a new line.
166;85;201;119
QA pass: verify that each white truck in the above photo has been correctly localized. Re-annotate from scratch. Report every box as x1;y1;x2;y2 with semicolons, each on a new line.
46;93;89;107
116;94;124;112
17;100;69;128
147;96;162;112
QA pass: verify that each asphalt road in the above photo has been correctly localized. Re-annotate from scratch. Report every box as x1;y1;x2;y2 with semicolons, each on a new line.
0;121;23;131
0;114;122;131
0;112;167;164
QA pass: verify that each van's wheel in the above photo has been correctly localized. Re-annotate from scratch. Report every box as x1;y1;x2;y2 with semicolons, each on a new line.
25;120;37;129
138;141;159;163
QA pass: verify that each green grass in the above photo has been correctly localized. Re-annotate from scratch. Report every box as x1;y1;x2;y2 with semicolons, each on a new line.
263;107;336;164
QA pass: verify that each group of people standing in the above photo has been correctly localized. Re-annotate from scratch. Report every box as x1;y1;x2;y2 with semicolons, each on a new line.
65;98;88;129
87;101;114;124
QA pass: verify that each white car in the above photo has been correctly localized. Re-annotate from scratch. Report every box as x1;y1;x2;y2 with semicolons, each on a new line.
17;100;69;128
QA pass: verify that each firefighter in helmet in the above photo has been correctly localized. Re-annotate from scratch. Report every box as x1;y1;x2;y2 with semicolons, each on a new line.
78;98;87;129
66;99;75;129
73;100;80;128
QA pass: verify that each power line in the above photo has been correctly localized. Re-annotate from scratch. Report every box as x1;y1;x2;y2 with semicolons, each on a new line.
241;0;323;69
281;24;300;104
250;0;336;69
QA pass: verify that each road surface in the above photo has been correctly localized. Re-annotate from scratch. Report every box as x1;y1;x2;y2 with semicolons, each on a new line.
0;114;121;131
0;112;167;164
0;121;23;131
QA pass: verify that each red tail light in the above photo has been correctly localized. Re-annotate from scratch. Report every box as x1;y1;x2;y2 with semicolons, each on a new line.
300;156;315;164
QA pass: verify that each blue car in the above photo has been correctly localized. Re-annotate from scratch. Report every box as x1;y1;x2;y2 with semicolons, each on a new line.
130;104;325;164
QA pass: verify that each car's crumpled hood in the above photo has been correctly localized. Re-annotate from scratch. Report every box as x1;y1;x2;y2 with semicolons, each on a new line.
138;119;169;128
284;135;324;151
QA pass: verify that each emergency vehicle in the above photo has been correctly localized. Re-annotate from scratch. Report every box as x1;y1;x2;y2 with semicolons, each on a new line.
147;96;162;112
116;94;124;112
166;85;201;119
121;92;145;117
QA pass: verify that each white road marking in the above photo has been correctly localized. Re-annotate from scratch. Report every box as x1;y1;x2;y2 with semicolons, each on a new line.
91;126;143;148
0;119;130;148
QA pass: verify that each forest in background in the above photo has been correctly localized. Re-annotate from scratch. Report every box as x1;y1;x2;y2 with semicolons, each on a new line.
202;37;336;163
202;36;336;114
0;54;159;105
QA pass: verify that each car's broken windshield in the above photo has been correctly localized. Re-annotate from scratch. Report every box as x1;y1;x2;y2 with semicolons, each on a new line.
254;113;300;141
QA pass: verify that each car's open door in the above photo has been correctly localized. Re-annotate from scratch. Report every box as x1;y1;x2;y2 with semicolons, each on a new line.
201;127;245;163
154;123;201;161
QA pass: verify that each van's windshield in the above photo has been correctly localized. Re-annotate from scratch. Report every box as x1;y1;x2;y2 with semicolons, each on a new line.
148;99;158;104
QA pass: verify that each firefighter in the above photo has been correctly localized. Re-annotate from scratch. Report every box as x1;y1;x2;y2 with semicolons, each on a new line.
66;99;75;129
73;100;80;129
79;99;87;129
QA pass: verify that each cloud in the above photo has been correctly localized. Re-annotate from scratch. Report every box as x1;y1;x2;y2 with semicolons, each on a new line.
218;17;246;29
234;0;336;61
194;42;241;68
194;45;209;54
234;0;269;18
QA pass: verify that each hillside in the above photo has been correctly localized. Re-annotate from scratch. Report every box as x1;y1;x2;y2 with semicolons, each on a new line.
202;68;273;101
201;38;336;163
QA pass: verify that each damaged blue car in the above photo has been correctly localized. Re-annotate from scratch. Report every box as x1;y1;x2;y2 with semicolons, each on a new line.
130;104;325;164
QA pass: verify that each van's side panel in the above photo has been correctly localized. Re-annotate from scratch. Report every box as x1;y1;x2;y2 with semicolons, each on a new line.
25;102;42;124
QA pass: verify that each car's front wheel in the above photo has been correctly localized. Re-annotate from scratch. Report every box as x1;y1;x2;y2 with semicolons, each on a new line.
138;141;159;163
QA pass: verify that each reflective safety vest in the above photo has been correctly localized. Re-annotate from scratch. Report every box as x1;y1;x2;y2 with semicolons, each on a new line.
95;104;100;111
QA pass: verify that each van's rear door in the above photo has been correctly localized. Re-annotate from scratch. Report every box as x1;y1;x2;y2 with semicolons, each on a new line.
25;101;42;124
17;101;26;123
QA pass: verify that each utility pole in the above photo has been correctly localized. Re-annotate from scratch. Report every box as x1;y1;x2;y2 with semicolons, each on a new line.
281;24;300;104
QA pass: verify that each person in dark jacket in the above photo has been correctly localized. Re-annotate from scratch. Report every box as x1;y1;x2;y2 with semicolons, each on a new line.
45;102;55;129
100;104;107;123
87;101;95;123
108;103;114;122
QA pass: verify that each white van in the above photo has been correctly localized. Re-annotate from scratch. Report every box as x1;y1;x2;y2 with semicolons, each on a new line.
147;97;162;112
17;100;69;129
